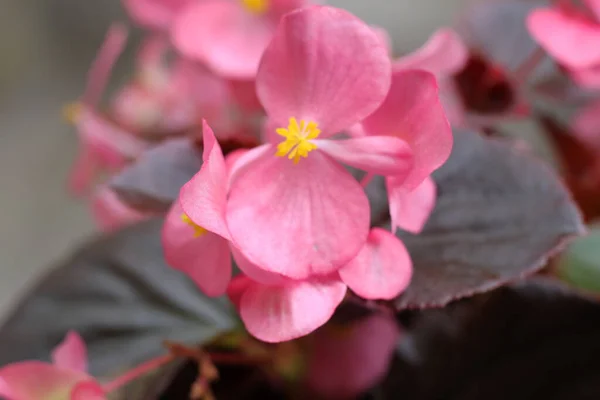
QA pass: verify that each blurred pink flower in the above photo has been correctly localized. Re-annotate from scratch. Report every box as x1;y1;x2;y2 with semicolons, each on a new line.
528;0;600;88
123;0;192;31
67;25;148;195
171;0;309;78
0;332;105;400
91;186;153;232
361;69;452;234
223;6;412;279
393;28;469;127
306;314;401;399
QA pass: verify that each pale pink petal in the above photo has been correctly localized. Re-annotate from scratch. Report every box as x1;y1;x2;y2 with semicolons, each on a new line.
230;246;286;285
68;145;99;195
314;136;413;177
387;176;436;234
268;0;309;18
372;25;392;55
570;65;600;89
84;24;128;107
227;149;370;279
162;202;232;297
172;1;274;78
77;109;148;161
239;277;347;342
571;99;600;150
307;315;400;398
227;143;273;187
256;6;392;134
51;332;88;373
439;79;467;127
393;28;468;77
0;362;87;400
339;228;412;300
180;121;231;240
71;381;106;400
91;187;151;232
527;8;600;68
362;69;452;190
123;0;190;31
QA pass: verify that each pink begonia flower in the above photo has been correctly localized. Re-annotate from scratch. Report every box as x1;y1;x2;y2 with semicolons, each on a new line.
306;314;401;399
221;6;413;280
393;28;469;127
68;25;148;195
171;0;309;78
123;0;192;31
339;228;412;300
163;122;348;342
0;332;105;400
361;69;452;234
528;0;600;88
91;186;153;232
111;36;231;137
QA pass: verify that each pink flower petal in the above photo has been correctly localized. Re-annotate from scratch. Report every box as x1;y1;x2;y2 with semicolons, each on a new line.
70;381;106;400
339;228;412;300
83;24;128;107
227;275;253;310
256;6;392;134
239;276;347;342
123;0;190;31
307;315;400;399
226;148;370;279
527;8;600;68
91;187;151;232
230;246;287;285
162;202;232;297
362;69;452;190
230;79;263;113
180;121;231;240
0;362;87;400
387;175;436;234
314;136;414;177
51;332;88;373
68;145;99;195
172;0;274;78
393;28;468;77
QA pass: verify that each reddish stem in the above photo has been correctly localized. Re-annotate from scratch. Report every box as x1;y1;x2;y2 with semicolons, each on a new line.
513;47;547;86
103;354;175;393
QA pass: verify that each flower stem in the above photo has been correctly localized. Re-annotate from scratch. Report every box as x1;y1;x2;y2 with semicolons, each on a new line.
103;354;175;393
361;172;375;188
513;47;547;86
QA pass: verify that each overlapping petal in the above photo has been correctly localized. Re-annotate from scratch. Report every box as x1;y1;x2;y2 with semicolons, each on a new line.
362;69;452;189
527;8;600;68
172;0;274;78
226;149;370;279
387;176;436;234
256;6;392;134
339;228;412;300
238;276;347;342
393;28;469;77
180;121;231;240
91;187;151;232
314;136;414;177
162;202;232;297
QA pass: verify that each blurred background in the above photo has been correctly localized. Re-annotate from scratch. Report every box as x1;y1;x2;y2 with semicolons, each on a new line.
0;0;467;317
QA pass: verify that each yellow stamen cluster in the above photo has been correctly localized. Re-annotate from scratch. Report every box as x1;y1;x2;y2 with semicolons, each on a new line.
181;214;208;238
276;117;321;164
241;0;269;14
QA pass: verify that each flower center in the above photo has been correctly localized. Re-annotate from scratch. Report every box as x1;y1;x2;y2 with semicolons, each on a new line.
241;0;269;14
181;214;207;238
276;117;321;164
